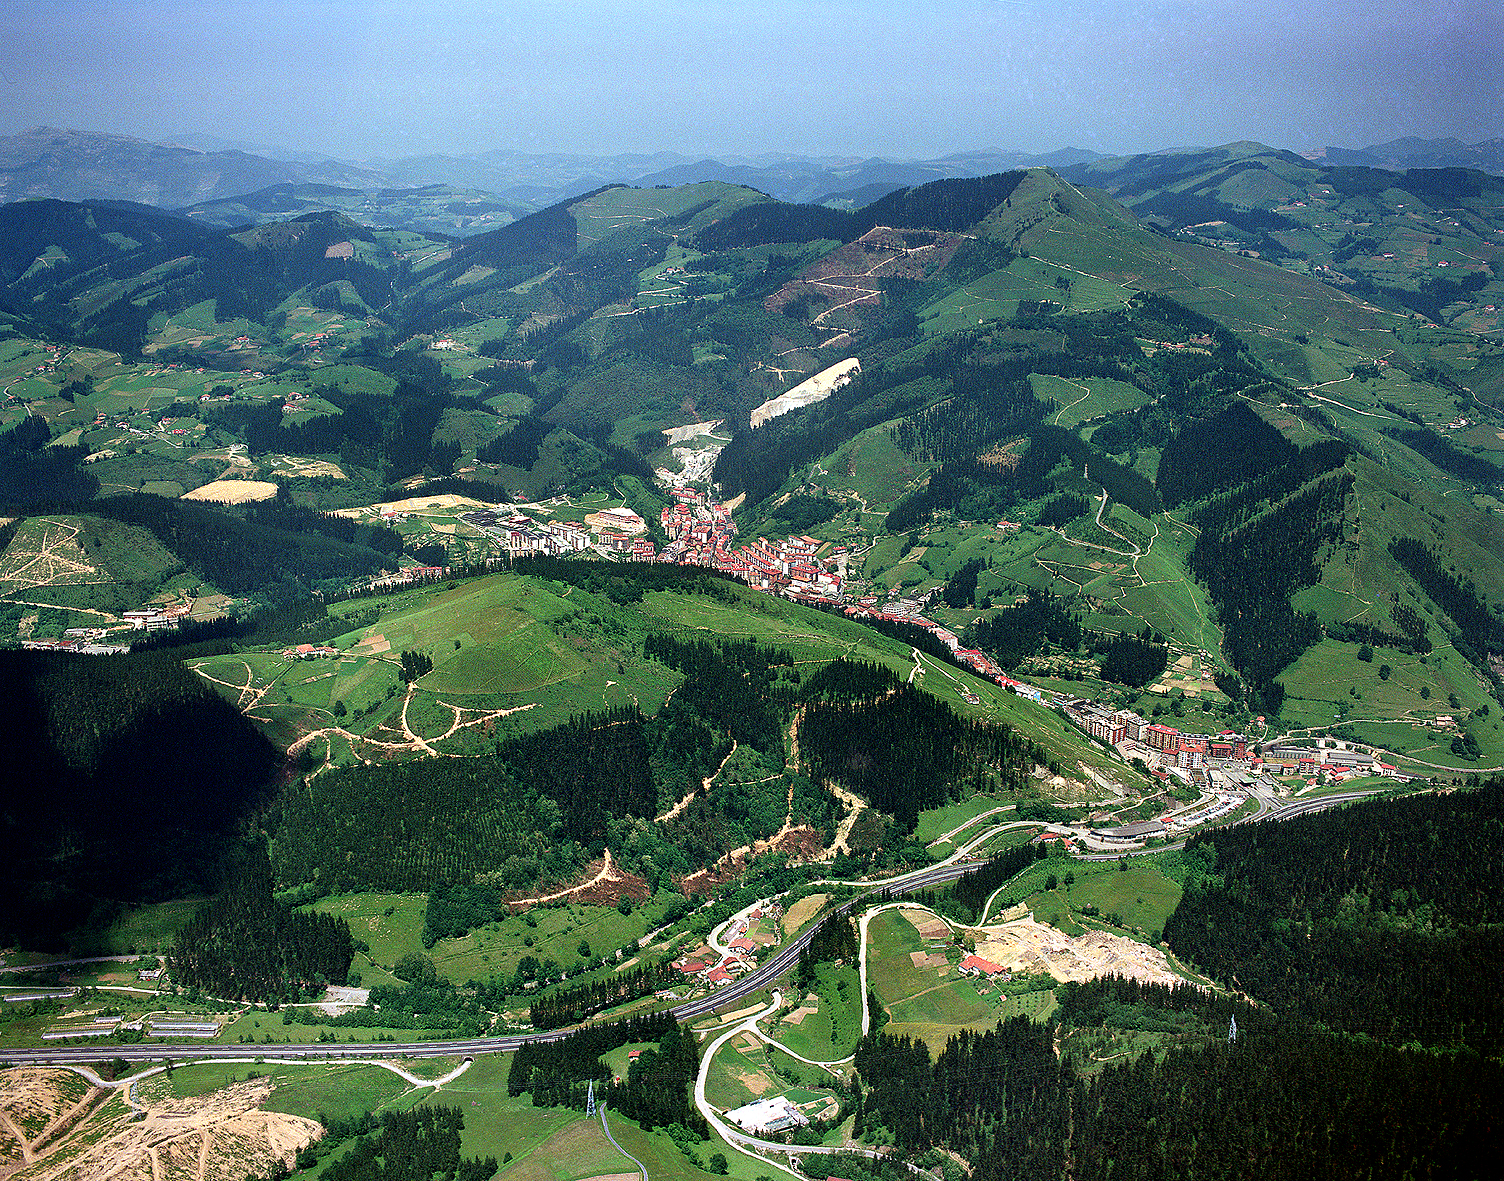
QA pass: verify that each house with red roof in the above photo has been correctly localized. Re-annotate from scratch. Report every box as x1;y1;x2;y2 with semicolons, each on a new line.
958;954;1008;979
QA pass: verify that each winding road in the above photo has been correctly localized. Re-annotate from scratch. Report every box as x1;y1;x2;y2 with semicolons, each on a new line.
0;789;1381;1074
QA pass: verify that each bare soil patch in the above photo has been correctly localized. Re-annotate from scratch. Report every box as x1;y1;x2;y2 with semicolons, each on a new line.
1;1071;319;1181
333;494;487;518
782;893;827;937
910;913;952;941
181;479;280;504
975;918;1181;986
749;358;860;428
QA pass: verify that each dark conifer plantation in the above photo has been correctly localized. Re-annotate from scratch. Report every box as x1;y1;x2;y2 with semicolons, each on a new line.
318;1106;497;1181
169;846;353;1003
800;684;1043;828
1164;779;1504;1051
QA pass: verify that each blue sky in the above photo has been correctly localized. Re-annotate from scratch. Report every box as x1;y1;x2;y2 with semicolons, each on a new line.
1;0;1496;159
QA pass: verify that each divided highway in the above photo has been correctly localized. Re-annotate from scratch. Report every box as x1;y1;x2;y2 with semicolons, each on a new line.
0;788;1377;1069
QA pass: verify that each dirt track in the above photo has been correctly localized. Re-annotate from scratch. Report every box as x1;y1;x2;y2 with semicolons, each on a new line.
0;1070;319;1181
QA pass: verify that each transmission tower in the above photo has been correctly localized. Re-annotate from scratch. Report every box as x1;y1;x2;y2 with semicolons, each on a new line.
1228;1014;1238;1044
586;1077;597;1116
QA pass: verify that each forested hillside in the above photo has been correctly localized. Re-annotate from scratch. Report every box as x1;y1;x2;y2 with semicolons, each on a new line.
1164;781;1504;1051
0;648;280;948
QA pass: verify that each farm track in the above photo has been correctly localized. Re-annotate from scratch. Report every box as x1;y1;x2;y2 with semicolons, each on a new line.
657;740;739;823
505;850;625;907
199;655;538;774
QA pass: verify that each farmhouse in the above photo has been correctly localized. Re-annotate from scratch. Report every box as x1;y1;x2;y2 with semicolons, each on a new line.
958;954;1009;979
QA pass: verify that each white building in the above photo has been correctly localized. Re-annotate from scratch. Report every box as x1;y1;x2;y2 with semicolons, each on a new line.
723;1096;809;1135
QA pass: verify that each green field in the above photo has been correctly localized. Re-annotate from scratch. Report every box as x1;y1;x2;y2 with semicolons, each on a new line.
1031;374;1153;427
307;892;430;984
767;963;862;1062
866;907;1007;1053
429;895;682;986
156;1061;415;1121
1276;638;1504;768
98;898;204;955
306;890;683;991
912;795;1014;845
704;1029;782;1110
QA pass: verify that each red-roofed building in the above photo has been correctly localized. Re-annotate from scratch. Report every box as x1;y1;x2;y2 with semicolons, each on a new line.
958;955;1007;978
706;965;733;985
1145;723;1180;752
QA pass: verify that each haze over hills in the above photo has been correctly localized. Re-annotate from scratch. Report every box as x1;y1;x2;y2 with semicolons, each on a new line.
0;126;1111;217
1313;136;1504;174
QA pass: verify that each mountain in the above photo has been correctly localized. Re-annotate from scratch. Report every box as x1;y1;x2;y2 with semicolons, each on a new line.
1316;136;1504;175
1060;142;1504;336
0;126;385;207
0;128;1107;219
636;148;1109;206
175;182;532;238
3;151;1502;770
0;197;435;358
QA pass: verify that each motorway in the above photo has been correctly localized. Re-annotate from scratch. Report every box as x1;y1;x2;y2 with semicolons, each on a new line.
0;787;1379;1070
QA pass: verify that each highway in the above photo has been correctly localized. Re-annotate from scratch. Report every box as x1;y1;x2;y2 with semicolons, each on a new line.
0;787;1378;1069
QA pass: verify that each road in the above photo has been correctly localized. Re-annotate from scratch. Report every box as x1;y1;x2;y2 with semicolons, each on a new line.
0;788;1379;1069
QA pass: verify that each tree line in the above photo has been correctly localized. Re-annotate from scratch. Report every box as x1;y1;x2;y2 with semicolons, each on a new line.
507;1010;678;1107
528;959;678;1030
316;1106;497;1181
799;683;1045;830
1186;470;1352;712
169;846;353;1004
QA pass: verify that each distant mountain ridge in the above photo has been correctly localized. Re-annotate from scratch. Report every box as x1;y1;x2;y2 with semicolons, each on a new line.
0;126;1106;215
0;126;385;207
1309;136;1504;176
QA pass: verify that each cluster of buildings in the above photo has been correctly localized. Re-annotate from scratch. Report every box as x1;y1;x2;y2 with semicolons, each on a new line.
122;604;191;631
459;506;634;558
21;631;130;655
280;643;339;659
655;488;847;600
672;903;778;989
1067;698;1402;781
1062;697;1403;803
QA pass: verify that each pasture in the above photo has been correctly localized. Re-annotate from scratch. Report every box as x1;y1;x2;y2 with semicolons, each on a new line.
767;963;862;1063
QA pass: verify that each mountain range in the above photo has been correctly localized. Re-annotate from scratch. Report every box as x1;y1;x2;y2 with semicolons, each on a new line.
0;126;1114;214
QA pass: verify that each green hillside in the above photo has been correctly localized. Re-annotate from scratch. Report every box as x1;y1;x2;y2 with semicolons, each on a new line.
177;181;532;238
1062;144;1504;340
188;565;1134;789
2;155;1502;754
0;512;188;625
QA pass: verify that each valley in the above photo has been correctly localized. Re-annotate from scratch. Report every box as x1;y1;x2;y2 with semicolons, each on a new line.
1;137;1501;1180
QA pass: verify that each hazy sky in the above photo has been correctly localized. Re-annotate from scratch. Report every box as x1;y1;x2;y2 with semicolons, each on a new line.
1;0;1496;160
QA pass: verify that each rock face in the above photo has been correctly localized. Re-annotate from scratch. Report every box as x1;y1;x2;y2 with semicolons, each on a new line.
749;358;860;429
